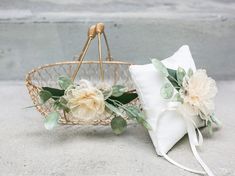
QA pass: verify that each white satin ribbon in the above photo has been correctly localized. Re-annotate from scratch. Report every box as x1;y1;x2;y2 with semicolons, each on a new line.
156;102;215;176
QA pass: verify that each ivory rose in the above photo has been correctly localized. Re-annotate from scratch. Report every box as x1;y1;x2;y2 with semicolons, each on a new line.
180;69;217;120
65;80;105;120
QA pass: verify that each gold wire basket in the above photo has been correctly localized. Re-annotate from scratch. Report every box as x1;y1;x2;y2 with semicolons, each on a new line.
25;23;135;125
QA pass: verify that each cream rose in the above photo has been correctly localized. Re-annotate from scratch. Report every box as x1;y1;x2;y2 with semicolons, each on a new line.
180;69;217;120
64;80;105;121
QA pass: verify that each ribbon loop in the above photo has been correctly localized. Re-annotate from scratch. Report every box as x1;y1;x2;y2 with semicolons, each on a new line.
157;103;215;176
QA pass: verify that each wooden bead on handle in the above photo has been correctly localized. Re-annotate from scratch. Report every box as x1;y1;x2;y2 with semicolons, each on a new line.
96;23;105;33
88;25;96;39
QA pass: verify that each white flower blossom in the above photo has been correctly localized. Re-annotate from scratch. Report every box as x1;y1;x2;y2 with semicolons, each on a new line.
64;80;105;121
180;69;217;121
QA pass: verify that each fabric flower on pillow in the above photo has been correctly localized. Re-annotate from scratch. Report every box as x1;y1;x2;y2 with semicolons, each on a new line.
151;58;220;126
179;69;217;121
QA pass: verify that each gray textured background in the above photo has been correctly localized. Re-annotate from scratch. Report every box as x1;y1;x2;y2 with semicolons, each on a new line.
0;0;235;80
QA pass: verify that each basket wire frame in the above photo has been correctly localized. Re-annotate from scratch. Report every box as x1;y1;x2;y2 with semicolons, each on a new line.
25;23;136;125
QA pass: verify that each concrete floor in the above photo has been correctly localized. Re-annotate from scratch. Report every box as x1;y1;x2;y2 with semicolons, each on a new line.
0;80;234;176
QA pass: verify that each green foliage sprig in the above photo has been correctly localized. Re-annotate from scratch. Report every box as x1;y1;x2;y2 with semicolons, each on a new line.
151;58;221;134
36;76;150;134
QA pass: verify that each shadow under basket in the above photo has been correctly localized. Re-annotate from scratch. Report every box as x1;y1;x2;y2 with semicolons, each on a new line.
25;23;137;126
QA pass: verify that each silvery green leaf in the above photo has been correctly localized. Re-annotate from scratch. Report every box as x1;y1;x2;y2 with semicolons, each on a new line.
111;85;127;97
211;116;222;127
44;112;59;130
136;112;152;130
151;59;169;77
172;93;183;103
108;92;138;105
125;105;140;119
167;68;180;90
39;90;52;103
135;112;145;123
111;116;127;135
176;67;186;85
207;120;213;135
102;89;113;100
42;87;65;99
187;68;194;77
160;83;174;99
59;97;68;104
141;119;152;130
105;102;124;117
125;106;151;130
65;84;76;92
58;76;73;90
53;100;70;113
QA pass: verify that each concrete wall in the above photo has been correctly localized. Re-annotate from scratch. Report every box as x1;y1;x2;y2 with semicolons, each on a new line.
0;0;235;80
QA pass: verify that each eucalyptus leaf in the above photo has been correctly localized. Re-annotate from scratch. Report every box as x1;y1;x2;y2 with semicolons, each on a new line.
102;89;113;100
187;68;194;77
211;116;222;127
111;85;127;97
42;87;65;99
111;116;127;135
151;59;169;77
39;90;52;103
172;93;183;103
105;102;124;117
125;106;151;130
53;100;70;113
141;119;152;130
207;120;213;135
136;112;152;130
135;112;145;123
107;92;138;105
59;97;68;104
58;76;73;90
44;112;60;130
176;67;186;85
167;68;180;90
167;68;177;80
125;105;140;119
160;83;174;99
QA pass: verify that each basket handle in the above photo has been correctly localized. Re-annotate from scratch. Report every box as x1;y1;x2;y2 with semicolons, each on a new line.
96;23;112;62
72;23;111;81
